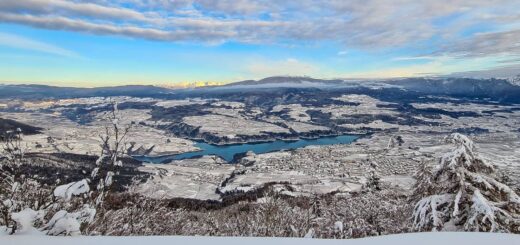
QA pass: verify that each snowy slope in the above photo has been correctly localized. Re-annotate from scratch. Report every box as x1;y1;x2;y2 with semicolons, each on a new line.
1;232;520;245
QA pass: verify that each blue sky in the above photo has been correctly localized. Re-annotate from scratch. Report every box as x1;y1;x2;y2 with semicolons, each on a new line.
0;0;520;87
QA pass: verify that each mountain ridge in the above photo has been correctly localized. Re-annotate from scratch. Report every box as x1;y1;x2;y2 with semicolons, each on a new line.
1;76;520;103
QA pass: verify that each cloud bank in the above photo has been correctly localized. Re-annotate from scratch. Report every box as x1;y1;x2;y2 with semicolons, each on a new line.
0;0;520;61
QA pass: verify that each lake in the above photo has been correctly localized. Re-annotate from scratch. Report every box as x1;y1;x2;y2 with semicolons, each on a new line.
136;135;359;163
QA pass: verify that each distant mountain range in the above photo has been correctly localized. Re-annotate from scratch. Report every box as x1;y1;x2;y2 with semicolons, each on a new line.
159;81;225;89
1;76;520;103
219;76;520;101
0;84;172;99
227;76;345;87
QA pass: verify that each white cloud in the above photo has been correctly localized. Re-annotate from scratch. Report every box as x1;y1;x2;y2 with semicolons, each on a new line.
0;32;79;58
346;56;510;78
0;0;520;58
392;56;438;61
0;0;151;22
436;29;520;58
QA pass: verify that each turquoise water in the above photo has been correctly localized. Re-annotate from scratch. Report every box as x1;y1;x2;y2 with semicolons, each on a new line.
136;135;359;163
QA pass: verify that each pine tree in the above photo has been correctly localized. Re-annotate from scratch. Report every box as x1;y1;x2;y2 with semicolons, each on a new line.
410;161;433;202
412;133;520;232
363;160;381;192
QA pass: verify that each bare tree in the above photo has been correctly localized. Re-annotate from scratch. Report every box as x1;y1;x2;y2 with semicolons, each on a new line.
92;101;132;206
40;101;133;236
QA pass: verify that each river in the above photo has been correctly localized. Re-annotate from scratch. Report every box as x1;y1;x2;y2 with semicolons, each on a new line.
135;134;359;163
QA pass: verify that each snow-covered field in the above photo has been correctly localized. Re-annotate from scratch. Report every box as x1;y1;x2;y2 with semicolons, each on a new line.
137;156;235;200
2;94;520;196
4;94;520;199
272;104;313;122
1;233;520;245
1;110;199;156
183;114;291;137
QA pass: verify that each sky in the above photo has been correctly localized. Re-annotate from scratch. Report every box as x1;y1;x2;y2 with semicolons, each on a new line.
1;0;520;87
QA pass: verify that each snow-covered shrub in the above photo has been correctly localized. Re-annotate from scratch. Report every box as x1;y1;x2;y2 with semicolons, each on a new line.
42;205;96;236
86;187;411;239
322;190;411;238
1;129;53;234
1;176;54;233
42;178;96;236
9;208;45;234
53;179;90;201
411;133;520;232
1;129;95;236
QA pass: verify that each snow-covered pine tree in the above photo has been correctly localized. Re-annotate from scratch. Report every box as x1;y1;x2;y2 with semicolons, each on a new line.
410;161;433;202
362;158;381;192
412;133;520;232
386;135;404;150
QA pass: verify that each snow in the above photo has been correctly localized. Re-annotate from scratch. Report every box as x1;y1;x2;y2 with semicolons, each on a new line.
212;101;245;108
183;114;290;137
0;111;198;157
340;120;400;130
412;133;520;232
53;179;90;201
1;232;520;245
155;99;207;108
42;205;96;236
137;156;235;200
445;133;475;151
284;121;330;133
9;208;44;234
304;228;315;238
438;133;494;171
334;221;343;233
271;104;312;122
104;172;114;187
467;190;498;231
413;194;454;231
324;94;399;120
44;211;81;236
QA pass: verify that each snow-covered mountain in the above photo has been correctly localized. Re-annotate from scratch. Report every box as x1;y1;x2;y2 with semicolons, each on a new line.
506;74;520;86
2;76;520;103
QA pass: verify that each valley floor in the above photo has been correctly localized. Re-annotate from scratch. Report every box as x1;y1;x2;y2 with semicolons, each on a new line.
2;94;520;200
2;89;520;238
